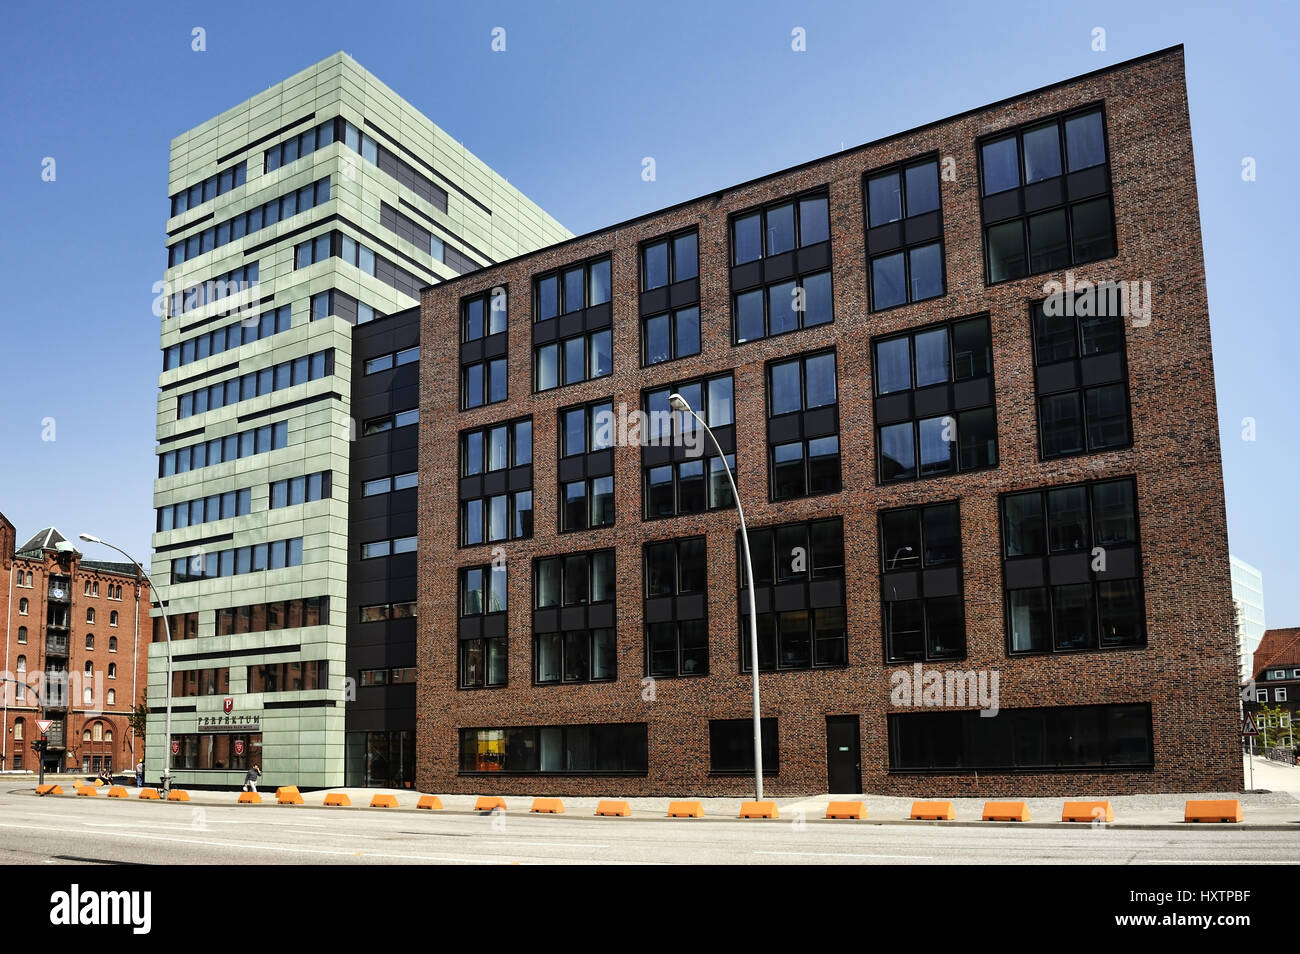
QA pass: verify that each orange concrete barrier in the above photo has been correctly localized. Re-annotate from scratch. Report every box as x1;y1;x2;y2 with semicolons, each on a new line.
92;778;104;787
370;794;399;808
825;801;867;819
1062;800;1113;822
107;787;129;799
167;789;190;802
76;786;98;797
417;795;443;810
739;800;779;819
595;800;631;816
1185;799;1243;823
667;800;703;818
982;801;1030;821
530;797;564;814
474;796;507;812
237;791;262;804
911;800;956;820
276;786;304;805
35;784;62;795
138;788;161;800
323;792;351;807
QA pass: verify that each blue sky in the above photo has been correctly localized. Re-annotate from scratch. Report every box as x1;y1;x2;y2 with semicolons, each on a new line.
0;0;1295;623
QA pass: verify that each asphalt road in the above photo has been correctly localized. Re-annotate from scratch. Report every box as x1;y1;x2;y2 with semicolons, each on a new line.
3;788;1298;865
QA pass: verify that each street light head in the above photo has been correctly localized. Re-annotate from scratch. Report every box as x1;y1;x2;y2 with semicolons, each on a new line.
79;533;101;544
903;546;913;552
668;392;692;413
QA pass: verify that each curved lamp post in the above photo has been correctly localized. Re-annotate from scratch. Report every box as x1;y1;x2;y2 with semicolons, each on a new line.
79;534;173;794
668;392;764;800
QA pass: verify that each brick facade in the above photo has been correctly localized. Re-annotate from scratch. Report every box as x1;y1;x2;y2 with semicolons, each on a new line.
1;513;151;777
415;47;1241;796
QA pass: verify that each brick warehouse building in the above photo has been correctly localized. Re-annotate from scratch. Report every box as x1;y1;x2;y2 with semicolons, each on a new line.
1;513;150;776
416;46;1241;797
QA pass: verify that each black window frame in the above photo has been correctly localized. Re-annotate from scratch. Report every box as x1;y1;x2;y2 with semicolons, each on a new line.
709;718;779;776
977;103;1117;286
458;417;534;547
862;153;947;312
872;314;999;485
557;399;616;534
643;536;709;678
457;723;648;776
765;349;841;502
998;476;1146;657
532;550;617;685
879;501;967;663
458;563;508;690
639;227;702;367
641;372;737;520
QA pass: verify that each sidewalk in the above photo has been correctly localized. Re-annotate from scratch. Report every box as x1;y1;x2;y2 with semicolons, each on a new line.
29;760;1300;829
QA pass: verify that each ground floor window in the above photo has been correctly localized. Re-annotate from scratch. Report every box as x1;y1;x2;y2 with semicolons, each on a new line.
459;723;648;774
888;703;1152;772
709;718;779;775
170;733;262;771
345;730;414;788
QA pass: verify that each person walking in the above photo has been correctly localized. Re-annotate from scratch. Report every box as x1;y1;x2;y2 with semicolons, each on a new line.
242;763;262;793
135;759;144;788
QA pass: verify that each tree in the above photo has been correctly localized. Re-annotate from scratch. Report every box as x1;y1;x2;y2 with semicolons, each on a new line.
127;702;147;741
1254;703;1296;752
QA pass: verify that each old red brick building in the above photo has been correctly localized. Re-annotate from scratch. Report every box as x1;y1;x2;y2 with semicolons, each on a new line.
416;46;1240;796
1246;628;1300;751
1;513;151;777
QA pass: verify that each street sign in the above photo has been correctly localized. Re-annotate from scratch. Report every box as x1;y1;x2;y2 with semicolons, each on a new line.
1241;713;1259;737
36;719;53;733
170;740;180;754
234;740;245;756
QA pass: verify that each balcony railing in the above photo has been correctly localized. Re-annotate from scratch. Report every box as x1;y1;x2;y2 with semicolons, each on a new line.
45;635;69;656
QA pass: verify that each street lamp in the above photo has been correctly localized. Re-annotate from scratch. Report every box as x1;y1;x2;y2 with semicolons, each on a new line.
79;534;173;794
668;392;765;800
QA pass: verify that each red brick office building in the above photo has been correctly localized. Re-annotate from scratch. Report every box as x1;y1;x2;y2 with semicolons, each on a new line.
1;513;151;777
415;46;1240;796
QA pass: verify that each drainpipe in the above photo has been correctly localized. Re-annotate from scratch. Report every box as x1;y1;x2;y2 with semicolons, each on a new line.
3;557;12;770
130;572;140;767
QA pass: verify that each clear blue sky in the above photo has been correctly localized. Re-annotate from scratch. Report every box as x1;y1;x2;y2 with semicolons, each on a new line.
0;1;1295;622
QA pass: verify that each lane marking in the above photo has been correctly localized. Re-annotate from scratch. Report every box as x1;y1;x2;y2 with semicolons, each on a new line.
755;850;937;859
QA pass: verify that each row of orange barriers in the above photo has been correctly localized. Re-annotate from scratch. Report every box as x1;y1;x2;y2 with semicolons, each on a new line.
34;785;1246;822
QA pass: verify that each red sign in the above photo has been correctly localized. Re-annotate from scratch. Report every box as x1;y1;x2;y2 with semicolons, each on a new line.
170;740;180;754
36;719;53;733
1242;713;1260;737
234;740;245;756
223;697;234;714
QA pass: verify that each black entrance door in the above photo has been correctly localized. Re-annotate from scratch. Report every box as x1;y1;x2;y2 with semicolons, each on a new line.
826;715;861;793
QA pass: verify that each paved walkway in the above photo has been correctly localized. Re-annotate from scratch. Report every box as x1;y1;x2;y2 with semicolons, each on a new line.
20;755;1299;828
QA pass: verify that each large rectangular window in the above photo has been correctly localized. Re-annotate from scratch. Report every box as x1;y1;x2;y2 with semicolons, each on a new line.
170;538;302;583
247;660;328;693
533;257;612;391
979;107;1114;284
1031;296;1131;459
162;300;285;370
709;718;778;775
461;286;509;409
874;315;997;483
740;517;846;672
157;487;252;532
641;228;700;365
644;537;708;677
459;724;648;775
459;564;508;689
1001;477;1145;655
864;157;944;309
216;596;329;635
731;190;833;344
880;502;965;662
177;349;333;419
889;703;1153;772
168;178;328;265
460;418;533;545
642;374;736;519
169;161;247;216
767;350;840;501
269;471;332;509
558;400;616;532
534;550;616;685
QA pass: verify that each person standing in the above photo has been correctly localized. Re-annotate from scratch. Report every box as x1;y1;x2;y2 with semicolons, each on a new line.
242;763;262;793
135;759;145;788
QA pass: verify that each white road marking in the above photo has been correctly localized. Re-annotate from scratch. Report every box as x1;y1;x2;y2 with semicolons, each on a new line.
754;850;937;859
490;840;608;849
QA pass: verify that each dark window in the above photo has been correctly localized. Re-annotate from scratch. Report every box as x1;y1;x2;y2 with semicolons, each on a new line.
458;724;648;774
874;316;997;483
864;158;944;309
461;287;508;342
881;502;966;662
709;718;778;775
1031;296;1131;459
459;564;508;689
767;351;840;501
1001;477;1144;655
558;400;616;532
889;703;1153;772
979;107;1115;284
642;375;736;519
460;418;533;546
643;537;709;677
731;191;832;344
740;517;846;672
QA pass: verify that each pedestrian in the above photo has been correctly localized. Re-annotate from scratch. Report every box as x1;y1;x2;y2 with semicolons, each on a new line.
98;767;113;788
242;763;262;793
135;760;144;788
